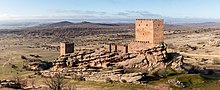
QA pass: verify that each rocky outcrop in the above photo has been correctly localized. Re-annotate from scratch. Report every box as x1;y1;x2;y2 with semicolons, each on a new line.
209;40;220;47
40;68;147;84
52;48;138;69
37;43;185;84
51;43;184;72
23;58;52;71
116;43;168;69
178;44;197;52
166;53;184;70
168;78;186;88
0;80;22;89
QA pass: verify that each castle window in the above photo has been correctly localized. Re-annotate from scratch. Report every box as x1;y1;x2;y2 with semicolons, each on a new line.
158;24;160;26
146;24;148;26
139;24;140;26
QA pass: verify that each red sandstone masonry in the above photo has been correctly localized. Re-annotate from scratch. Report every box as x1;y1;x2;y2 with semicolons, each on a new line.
135;19;164;44
60;42;74;56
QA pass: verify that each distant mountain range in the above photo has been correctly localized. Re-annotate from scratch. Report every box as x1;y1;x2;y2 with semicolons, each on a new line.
1;20;220;30
25;21;133;30
38;21;220;30
175;22;220;28
47;21;120;27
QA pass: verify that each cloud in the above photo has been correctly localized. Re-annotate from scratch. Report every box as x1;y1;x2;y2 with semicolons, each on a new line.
115;12;129;16
0;10;164;22
53;9;107;15
125;10;163;18
52;9;163;18
110;10;164;19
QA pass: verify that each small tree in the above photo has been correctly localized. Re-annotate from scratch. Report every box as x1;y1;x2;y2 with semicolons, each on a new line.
44;72;67;90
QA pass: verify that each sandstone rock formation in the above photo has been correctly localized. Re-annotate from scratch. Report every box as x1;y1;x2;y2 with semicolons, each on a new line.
23;58;52;71
0;80;22;89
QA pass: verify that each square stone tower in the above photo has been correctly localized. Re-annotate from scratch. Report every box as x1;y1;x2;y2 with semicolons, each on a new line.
60;42;74;56
135;19;164;44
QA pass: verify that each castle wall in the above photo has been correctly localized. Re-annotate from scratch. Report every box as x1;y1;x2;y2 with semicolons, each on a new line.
60;43;66;56
153;20;164;44
117;44;128;53
104;43;128;53
135;19;154;42
60;42;74;56
103;44;111;52
128;41;155;53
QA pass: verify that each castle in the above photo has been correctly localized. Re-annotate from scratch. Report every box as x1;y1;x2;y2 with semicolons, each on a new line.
60;19;164;55
52;18;167;71
104;19;164;53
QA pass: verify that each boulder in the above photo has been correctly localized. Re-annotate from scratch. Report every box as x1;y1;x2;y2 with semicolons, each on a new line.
23;58;52;71
168;78;186;88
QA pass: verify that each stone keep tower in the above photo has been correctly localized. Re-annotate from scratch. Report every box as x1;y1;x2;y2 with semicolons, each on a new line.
60;42;74;56
135;19;164;44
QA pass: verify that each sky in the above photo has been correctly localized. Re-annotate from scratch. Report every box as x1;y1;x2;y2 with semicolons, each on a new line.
0;0;220;23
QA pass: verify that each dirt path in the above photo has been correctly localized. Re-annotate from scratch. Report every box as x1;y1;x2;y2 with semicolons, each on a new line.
1;53;15;68
2;58;11;67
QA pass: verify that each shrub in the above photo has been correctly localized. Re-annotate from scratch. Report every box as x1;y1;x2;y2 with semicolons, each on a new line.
21;55;27;60
44;72;67;90
105;77;113;83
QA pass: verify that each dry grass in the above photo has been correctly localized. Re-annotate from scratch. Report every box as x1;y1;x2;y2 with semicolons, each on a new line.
0;27;220;89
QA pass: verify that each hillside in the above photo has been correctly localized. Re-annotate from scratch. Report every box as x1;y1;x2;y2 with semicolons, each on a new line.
2;21;220;40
